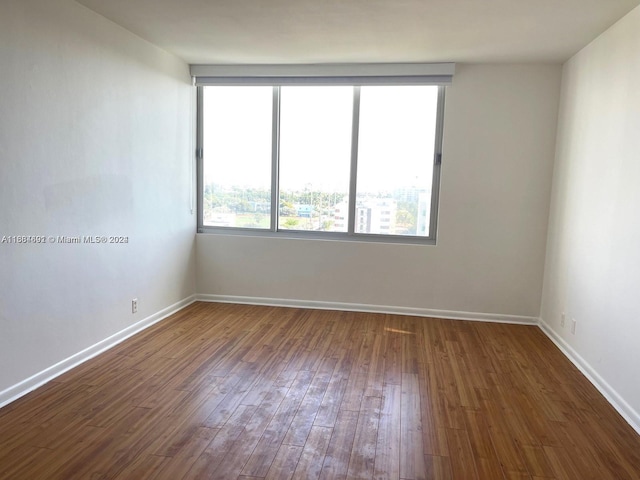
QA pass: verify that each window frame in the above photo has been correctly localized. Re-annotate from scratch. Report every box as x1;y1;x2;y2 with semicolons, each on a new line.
196;82;446;245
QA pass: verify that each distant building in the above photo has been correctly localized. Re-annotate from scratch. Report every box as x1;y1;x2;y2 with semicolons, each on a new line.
206;212;236;227
334;202;348;231
251;201;271;213
416;192;431;236
393;186;424;203
295;204;314;217
334;198;397;234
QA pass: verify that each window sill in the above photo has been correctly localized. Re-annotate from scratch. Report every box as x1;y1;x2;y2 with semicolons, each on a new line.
197;226;436;246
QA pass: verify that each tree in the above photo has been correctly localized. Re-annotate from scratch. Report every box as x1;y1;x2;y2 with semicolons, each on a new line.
397;209;415;228
280;200;296;216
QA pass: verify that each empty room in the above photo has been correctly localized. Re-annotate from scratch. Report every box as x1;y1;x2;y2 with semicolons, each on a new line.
1;0;640;478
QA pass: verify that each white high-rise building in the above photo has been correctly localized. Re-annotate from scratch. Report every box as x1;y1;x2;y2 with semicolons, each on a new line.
416;192;431;236
333;201;349;231
334;198;397;234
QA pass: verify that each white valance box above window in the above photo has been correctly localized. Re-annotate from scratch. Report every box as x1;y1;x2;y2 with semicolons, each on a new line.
190;63;456;86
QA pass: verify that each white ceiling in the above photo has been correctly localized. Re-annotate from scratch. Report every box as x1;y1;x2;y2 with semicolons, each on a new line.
76;0;640;65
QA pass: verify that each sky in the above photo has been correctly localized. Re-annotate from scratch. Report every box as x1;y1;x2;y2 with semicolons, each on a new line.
202;85;438;194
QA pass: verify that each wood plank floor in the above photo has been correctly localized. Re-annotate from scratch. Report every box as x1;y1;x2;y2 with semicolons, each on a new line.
1;302;639;479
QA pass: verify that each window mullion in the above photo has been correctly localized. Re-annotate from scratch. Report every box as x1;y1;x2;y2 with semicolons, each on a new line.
270;86;281;231
347;86;361;235
428;85;446;239
196;86;204;232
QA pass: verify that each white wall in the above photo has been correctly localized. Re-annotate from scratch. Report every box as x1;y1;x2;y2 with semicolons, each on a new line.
0;0;195;396
540;6;640;429
197;64;562;320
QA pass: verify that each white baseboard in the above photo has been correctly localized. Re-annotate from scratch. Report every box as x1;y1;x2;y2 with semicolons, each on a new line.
196;294;539;325
538;318;640;436
0;295;197;409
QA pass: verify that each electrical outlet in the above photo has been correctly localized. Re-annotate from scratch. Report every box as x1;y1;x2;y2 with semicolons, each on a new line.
571;318;576;334
132;298;138;314
561;312;566;327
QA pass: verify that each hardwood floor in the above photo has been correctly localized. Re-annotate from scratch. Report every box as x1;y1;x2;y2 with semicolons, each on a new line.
0;302;639;479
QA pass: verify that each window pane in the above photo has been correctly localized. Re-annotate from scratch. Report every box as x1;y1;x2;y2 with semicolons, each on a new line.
356;86;438;236
279;86;353;232
202;86;272;229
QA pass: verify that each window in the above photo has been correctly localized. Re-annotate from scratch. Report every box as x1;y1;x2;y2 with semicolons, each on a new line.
278;86;353;233
195;64;450;244
201;86;272;229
